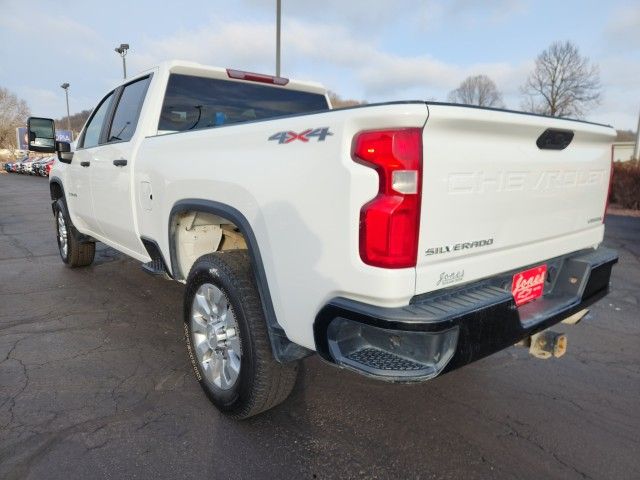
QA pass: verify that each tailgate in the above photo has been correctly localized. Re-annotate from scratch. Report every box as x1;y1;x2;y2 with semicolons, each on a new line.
415;104;615;294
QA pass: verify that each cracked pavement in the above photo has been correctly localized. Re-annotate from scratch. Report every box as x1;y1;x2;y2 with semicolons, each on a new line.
1;173;639;479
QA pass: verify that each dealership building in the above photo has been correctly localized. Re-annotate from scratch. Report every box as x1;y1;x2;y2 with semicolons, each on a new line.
612;142;637;162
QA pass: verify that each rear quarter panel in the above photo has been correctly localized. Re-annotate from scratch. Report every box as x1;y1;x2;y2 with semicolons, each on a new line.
135;103;429;349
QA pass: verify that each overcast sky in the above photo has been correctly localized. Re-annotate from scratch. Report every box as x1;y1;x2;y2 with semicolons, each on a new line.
0;0;638;129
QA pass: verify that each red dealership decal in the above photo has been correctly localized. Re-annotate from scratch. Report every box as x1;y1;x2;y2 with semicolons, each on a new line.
511;265;547;307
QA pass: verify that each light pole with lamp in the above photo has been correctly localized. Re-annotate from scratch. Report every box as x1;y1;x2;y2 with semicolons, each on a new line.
60;83;71;132
634;108;640;161
115;43;129;79
276;0;281;77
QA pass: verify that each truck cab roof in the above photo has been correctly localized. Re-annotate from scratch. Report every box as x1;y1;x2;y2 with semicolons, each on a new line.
132;60;328;97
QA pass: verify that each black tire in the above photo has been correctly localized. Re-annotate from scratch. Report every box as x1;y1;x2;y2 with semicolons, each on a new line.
53;198;95;267
184;251;298;419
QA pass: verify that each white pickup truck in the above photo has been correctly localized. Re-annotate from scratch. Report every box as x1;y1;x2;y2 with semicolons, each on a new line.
27;60;618;418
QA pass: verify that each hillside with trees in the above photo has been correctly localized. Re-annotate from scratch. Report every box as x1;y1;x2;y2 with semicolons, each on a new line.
56;109;91;135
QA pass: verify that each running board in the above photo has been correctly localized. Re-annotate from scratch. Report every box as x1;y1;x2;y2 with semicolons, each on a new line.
141;258;171;279
140;237;172;280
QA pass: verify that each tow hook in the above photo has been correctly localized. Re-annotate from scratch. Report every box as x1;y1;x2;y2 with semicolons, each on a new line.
529;331;567;359
515;309;589;359
516;330;567;359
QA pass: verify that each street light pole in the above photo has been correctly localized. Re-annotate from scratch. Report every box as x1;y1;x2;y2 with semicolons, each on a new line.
634;108;640;161
60;83;71;132
276;0;281;77
114;43;130;79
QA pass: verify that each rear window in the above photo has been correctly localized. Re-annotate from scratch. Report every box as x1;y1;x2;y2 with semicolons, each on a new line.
158;73;329;133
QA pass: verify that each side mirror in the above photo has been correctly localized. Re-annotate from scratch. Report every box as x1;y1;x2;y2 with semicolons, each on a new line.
27;117;56;153
56;141;73;164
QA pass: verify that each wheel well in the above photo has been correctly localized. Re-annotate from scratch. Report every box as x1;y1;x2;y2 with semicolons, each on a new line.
168;200;313;363
171;210;248;281
50;181;64;201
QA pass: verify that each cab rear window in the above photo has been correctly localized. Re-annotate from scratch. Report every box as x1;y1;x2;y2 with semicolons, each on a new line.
158;73;329;133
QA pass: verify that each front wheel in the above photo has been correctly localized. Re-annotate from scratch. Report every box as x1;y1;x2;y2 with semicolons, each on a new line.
184;251;298;418
53;198;95;267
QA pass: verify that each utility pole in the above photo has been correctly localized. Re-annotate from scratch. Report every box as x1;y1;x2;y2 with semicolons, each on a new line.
276;0;281;77
634;108;640;161
115;43;130;79
60;83;71;131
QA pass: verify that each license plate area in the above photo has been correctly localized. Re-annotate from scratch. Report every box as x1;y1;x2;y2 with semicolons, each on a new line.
511;264;547;307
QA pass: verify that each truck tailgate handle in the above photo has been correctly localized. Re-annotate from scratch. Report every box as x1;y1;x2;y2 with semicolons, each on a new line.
113;159;128;167
80;161;90;167
536;129;574;150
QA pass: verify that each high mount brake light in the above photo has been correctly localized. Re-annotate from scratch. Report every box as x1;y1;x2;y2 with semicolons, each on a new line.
226;69;289;86
352;128;423;269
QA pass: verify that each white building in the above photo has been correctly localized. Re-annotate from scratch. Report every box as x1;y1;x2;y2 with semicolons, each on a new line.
612;142;637;162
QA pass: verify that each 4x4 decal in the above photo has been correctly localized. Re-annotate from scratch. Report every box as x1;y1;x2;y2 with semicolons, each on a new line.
268;127;333;144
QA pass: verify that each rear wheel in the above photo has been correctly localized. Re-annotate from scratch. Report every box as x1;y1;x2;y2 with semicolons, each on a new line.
184;251;298;418
53;198;95;267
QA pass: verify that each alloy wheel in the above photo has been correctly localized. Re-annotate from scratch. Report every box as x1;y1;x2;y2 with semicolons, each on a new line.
190;283;242;390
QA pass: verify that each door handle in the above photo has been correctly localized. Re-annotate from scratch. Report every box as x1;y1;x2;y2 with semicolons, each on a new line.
113;159;128;167
80;161;90;167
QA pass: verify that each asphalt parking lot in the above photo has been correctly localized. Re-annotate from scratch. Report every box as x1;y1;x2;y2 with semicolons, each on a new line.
1;173;639;480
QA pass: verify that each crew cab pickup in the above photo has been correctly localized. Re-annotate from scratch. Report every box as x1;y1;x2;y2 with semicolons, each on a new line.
27;60;618;418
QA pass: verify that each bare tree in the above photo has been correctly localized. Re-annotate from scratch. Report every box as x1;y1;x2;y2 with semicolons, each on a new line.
447;75;505;108
521;41;601;118
0;87;30;151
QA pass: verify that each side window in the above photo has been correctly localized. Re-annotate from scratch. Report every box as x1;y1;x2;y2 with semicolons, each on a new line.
80;92;114;149
108;76;151;143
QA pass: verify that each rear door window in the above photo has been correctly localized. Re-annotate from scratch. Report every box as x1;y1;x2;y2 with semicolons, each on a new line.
108;76;151;142
158;74;329;133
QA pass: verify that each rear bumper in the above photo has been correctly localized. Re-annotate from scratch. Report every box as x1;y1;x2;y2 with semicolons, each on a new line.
314;246;618;382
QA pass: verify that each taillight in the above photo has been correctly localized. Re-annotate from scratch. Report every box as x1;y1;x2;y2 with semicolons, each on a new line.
352;128;423;268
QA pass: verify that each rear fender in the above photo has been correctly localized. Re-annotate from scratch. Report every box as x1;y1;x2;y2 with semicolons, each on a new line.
168;199;311;363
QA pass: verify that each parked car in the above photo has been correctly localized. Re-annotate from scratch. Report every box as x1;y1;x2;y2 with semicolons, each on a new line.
28;158;40;175
24;156;44;174
37;157;55;176
32;157;49;176
43;158;55;177
10;155;28;173
35;159;45;176
29;60;618;419
17;160;26;173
